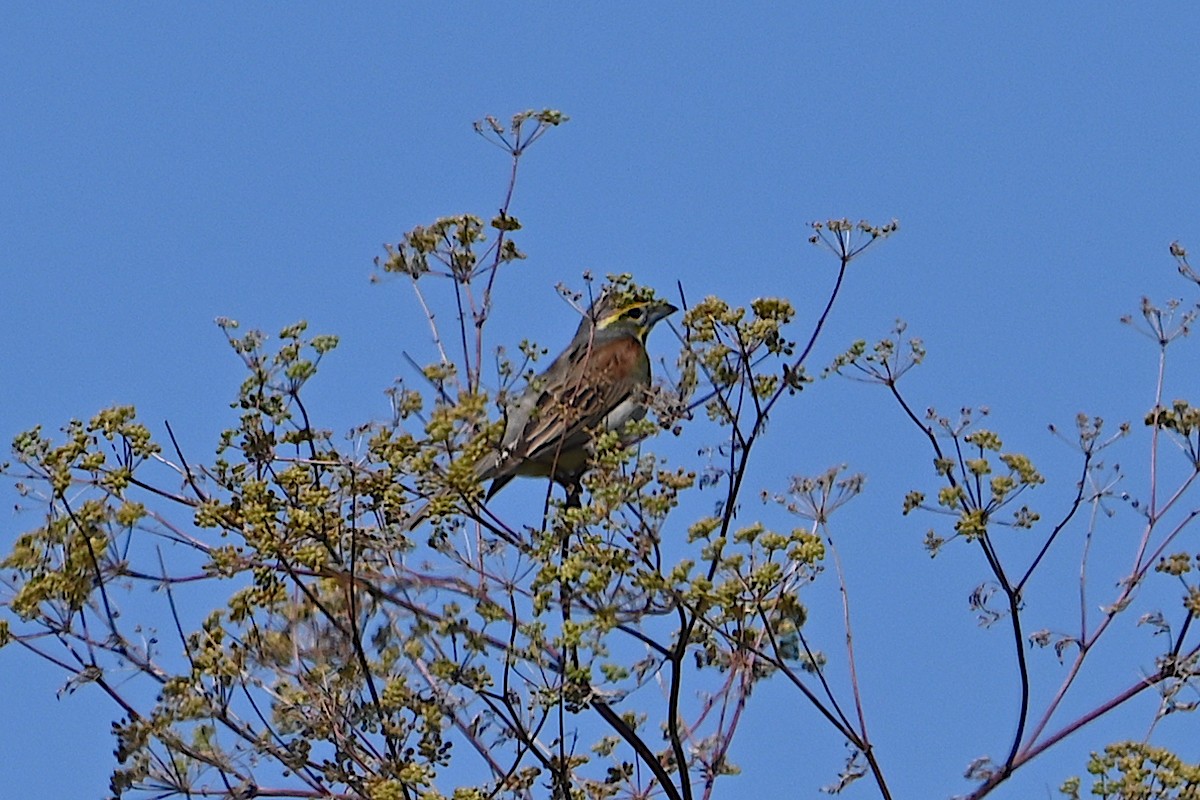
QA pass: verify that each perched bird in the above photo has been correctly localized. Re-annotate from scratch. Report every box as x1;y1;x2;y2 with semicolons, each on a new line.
409;288;677;526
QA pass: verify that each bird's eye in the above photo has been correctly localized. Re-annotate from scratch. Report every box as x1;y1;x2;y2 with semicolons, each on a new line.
624;306;647;322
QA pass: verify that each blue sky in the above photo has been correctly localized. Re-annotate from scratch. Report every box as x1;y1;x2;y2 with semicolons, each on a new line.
4;5;1200;798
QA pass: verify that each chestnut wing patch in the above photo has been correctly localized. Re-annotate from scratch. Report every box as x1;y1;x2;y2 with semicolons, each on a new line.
516;335;643;466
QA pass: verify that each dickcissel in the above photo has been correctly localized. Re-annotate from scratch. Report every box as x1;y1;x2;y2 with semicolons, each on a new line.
410;287;677;526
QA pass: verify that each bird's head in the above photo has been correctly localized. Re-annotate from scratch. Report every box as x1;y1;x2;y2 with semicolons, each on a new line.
582;288;678;342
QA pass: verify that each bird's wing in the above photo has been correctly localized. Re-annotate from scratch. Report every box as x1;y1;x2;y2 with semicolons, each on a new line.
472;379;539;480
498;335;646;473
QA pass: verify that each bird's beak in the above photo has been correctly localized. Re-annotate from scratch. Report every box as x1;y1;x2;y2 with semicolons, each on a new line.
649;301;678;325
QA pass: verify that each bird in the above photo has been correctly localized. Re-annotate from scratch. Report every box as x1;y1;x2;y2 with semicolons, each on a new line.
408;287;678;527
